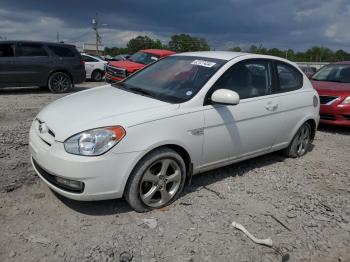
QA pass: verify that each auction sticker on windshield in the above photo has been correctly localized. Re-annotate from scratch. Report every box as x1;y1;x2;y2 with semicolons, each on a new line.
191;60;216;68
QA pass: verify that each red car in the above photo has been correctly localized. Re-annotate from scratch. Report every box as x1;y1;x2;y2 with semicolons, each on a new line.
105;49;176;82
311;61;350;126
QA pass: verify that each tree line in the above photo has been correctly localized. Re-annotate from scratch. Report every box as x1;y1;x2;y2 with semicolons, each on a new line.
105;35;350;62
104;34;210;56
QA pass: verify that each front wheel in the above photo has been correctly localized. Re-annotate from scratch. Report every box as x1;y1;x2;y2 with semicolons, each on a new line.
91;70;103;82
124;148;186;212
48;72;72;93
283;122;311;158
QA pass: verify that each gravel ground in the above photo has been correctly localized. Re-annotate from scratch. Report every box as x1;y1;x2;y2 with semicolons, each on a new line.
0;83;349;262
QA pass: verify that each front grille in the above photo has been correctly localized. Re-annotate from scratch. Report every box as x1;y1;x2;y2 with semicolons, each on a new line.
319;96;338;105
342;115;350;120
320;114;336;120
106;65;126;78
32;158;84;193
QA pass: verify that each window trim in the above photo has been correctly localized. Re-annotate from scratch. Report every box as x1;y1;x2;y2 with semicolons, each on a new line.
204;58;275;106
273;60;303;94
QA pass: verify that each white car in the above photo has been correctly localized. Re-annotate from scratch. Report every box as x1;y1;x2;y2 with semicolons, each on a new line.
29;51;320;212
81;53;107;81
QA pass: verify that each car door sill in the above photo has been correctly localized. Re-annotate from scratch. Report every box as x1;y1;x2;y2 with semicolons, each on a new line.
198;147;272;173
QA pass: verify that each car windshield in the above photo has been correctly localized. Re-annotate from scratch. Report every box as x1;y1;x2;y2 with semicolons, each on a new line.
115;56;226;103
128;52;160;65
312;64;350;83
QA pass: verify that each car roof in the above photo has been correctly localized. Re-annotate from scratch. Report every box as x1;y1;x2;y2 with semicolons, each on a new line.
173;51;251;61
333;61;350;65
173;51;301;65
0;40;75;48
140;49;176;56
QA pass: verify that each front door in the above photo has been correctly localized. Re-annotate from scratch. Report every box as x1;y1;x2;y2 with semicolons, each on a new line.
201;59;280;168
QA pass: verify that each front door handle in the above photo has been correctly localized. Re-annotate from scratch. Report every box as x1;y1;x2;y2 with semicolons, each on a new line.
265;103;278;111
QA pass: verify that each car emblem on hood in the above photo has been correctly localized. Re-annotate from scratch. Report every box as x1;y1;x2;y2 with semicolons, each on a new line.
38;123;48;134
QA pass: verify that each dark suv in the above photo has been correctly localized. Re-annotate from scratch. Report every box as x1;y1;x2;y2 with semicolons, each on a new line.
0;41;85;93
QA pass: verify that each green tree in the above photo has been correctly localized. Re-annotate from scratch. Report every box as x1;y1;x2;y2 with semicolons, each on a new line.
229;46;242;52
104;47;130;56
168;34;210;52
127;36;163;53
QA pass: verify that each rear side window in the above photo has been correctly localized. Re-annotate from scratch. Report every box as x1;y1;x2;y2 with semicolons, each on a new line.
82;55;98;62
210;60;272;100
17;43;48;56
276;62;303;92
0;44;15;57
48;45;75;57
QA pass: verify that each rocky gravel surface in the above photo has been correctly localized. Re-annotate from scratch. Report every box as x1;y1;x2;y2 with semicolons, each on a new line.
0;84;350;262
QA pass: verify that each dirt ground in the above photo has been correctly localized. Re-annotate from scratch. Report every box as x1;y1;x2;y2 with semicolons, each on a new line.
0;83;349;262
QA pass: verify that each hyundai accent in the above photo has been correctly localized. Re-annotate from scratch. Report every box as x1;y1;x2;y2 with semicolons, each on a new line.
29;51;320;212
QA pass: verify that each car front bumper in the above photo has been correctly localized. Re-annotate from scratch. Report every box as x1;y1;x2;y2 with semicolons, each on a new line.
105;73;123;83
29;123;142;201
320;104;350;126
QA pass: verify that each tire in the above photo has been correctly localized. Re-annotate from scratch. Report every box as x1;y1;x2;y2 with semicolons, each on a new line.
91;70;103;82
283;122;311;158
124;148;186;212
48;72;72;93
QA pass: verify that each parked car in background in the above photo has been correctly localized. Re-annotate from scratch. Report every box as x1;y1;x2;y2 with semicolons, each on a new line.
105;54;130;61
30;51;319;212
81;53;107;81
311;61;350;126
299;66;317;78
0;41;85;93
105;49;176;83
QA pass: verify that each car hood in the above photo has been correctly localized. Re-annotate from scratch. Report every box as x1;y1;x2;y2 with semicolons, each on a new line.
311;80;350;96
108;60;144;72
37;85;178;142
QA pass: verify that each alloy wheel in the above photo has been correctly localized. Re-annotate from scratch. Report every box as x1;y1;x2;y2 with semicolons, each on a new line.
139;158;182;208
50;73;71;92
295;124;310;156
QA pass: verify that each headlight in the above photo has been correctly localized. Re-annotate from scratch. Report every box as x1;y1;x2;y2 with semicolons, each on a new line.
64;126;126;156
341;96;350;104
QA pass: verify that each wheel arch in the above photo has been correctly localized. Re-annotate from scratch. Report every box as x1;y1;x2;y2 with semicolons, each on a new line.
289;116;317;144
47;69;73;85
123;143;194;193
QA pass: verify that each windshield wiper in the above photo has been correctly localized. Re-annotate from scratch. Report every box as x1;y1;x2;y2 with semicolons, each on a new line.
127;86;156;98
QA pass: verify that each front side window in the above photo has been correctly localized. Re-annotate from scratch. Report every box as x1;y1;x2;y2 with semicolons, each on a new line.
0;44;15;57
128;52;160;65
210;60;272;100
116;56;226;103
312;64;350;83
277;63;303;91
17;43;48;57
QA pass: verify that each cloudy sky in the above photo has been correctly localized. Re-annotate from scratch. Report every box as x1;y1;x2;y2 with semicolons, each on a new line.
0;0;349;51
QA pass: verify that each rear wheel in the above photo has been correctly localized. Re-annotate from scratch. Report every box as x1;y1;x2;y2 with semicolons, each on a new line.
91;70;103;82
48;72;72;93
283;122;311;158
124;148;186;212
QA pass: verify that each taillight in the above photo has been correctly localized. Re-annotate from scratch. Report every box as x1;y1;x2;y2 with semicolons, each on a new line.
80;60;85;65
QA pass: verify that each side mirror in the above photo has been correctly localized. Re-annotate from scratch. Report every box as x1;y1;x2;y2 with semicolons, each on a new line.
211;89;240;105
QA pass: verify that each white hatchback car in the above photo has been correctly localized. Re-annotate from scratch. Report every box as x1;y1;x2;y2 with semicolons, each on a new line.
81;53;107;81
29;51;320;212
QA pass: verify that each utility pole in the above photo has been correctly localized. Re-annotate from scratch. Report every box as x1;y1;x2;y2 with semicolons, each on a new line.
92;13;101;55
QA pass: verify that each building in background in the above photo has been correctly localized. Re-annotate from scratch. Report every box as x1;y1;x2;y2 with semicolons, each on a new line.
75;43;105;55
